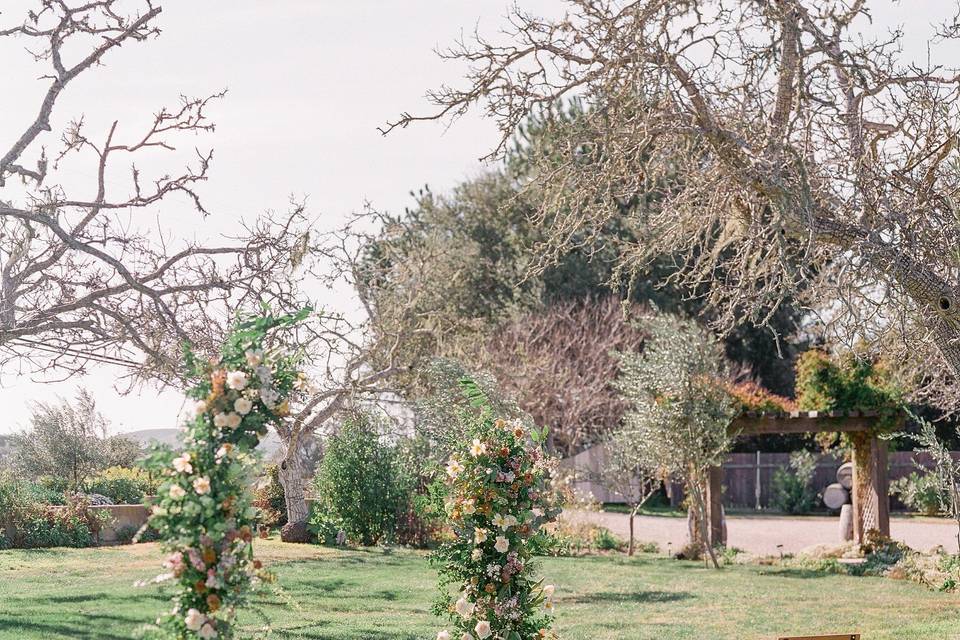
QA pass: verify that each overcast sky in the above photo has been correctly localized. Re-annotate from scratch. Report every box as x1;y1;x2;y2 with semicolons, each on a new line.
0;1;954;435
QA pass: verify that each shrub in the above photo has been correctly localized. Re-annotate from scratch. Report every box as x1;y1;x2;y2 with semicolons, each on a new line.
891;472;942;516
113;524;140;545
771;451;819;514
594;526;624;551
86;466;157;504
18;495;104;548
312;412;411;545
252;463;287;529
308;509;344;546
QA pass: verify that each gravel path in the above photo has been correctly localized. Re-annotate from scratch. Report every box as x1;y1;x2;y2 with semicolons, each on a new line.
564;509;960;555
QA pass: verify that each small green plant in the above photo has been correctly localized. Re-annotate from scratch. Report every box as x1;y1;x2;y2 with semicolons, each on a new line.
593;526;624;551
891;472;942;516
771;451;819;514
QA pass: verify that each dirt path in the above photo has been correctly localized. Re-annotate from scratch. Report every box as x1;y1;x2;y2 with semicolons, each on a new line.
564;509;960;555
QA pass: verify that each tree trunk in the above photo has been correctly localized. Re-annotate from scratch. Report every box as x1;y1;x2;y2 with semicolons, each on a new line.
277;445;311;542
628;507;636;556
688;474;720;569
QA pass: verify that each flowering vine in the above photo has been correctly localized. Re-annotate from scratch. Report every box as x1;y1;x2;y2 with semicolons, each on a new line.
435;379;562;640
145;310;308;639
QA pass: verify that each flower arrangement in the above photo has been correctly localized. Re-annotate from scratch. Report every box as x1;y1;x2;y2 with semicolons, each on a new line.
145;310;308;639
434;379;562;640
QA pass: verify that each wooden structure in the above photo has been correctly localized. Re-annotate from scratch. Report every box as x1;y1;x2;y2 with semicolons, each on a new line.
705;410;899;547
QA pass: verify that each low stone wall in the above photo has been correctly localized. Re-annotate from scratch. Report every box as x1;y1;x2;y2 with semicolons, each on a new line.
90;504;150;543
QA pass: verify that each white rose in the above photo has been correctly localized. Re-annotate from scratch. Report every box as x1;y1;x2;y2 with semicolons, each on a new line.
474;528;488;544
504;515;518;528
213;413;230;428
454;596;475;619
184;608;204;631
226;370;248;391
494;535;509;553
245;349;263;367
436;632;451;640
193;476;211;495
234;397;253;415
471;548;482;560
474;620;492;639
169;484;186;499
191;400;208;418
225;412;242;429
542;584;555;599
199;623;218;639
461;634;474;640
172;453;192;474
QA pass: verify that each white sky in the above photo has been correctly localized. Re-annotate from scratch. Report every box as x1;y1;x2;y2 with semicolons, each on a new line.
0;1;954;435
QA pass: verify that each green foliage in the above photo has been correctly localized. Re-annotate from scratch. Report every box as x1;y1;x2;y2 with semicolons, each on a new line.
312;412;411;546
308;509;345;546
615;313;736;479
770;451;819;514
891;472;943;517
593;527;624;551
10;389;140;491
145;308;308;640
795;350;903;425
86;466;158;504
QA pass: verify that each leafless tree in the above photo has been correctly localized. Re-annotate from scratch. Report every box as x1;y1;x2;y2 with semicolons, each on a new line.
479;296;645;457
591;436;660;556
384;0;960;407
1;1;308;384
273;214;455;538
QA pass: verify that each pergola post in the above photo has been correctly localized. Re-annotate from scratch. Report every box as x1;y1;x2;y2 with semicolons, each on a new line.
707;465;726;547
851;434;890;542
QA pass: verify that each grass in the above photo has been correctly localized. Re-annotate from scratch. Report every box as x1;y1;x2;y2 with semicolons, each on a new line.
2;539;960;639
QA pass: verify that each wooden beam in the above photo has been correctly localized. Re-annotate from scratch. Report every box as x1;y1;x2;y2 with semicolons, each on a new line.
731;415;881;436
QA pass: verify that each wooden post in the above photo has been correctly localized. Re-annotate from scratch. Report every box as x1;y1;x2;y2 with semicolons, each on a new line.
707;465;726;547
871;436;890;538
850;434;890;542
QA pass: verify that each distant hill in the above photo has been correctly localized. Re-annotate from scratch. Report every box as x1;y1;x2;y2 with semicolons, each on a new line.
121;428;284;459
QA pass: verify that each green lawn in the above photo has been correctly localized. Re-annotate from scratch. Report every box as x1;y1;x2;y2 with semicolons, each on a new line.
2;540;959;639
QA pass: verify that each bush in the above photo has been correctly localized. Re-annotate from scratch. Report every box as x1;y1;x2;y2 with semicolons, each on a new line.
312;412;411;545
19;495;104;548
308;509;344;546
594;526;625;551
771;451;819;514
85;466;157;504
252;463;287;529
891;472;942;516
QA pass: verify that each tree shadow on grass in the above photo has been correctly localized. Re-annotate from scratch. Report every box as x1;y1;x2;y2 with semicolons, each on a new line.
757;567;835;579
0;612;146;640
564;589;693;605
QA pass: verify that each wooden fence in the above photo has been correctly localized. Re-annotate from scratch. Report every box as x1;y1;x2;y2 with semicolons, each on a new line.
563;445;960;509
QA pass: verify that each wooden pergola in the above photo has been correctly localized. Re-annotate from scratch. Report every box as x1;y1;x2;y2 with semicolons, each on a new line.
705;410;903;547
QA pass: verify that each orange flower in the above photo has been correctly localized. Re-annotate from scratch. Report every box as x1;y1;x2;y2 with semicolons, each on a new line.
253;559;263;570
202;547;217;566
206;594;221;612
484;583;496;594
239;525;253;542
195;580;207;594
